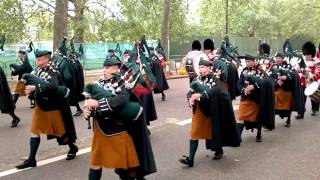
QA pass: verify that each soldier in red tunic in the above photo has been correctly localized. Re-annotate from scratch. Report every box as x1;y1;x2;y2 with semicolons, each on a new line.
302;42;320;116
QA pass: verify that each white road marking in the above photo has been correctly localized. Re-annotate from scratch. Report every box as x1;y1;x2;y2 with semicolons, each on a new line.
0;147;91;178
0;105;240;177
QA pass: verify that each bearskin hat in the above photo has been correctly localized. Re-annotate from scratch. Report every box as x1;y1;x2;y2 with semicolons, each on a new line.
259;43;270;56
203;39;214;51
302;41;316;57
191;40;201;51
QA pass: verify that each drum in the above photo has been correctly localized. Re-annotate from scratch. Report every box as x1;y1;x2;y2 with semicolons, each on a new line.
304;81;320;102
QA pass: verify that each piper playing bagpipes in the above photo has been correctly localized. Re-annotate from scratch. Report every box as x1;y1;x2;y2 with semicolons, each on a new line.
212;37;241;101
10;44;33;107
16;50;78;170
54;38;84;117
270;52;304;127
283;39;307;119
149;46;169;101
83;54;156;180
237;54;275;143
179;57;241;167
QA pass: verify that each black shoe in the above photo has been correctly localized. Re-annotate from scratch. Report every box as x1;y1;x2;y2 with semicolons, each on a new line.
256;136;263;143
212;152;223;160
73;110;83;117
66;145;78;160
285;123;291;127
16;159;37;169
295;114;304;119
179;155;194;167
11;118;20;128
311;111;317;116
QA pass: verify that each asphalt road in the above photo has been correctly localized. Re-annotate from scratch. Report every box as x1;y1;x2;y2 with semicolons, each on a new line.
1;77;320;180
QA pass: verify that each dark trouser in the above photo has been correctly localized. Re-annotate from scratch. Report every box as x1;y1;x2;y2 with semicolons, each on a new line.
188;74;196;85
311;100;320;112
188;140;198;161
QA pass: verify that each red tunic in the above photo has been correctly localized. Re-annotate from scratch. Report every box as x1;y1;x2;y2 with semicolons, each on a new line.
306;59;320;81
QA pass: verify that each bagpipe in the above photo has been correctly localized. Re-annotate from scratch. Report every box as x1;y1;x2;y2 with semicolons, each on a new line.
243;73;263;89
188;75;217;116
217;36;241;66
83;40;149;128
83;75;142;129
84;83;141;120
271;64;292;81
20;64;69;99
283;39;306;69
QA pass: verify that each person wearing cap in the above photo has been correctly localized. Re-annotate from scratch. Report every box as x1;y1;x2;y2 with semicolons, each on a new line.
302;41;320;116
270;52;303;127
237;54;275;142
203;39;218;61
149;47;169;101
184;40;207;84
9;49;33;107
105;49;117;60
179;58;241;167
0;65;21;127
16;50;78;169
84;56;156;180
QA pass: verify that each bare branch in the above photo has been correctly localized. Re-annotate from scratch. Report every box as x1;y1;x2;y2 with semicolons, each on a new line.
37;0;56;9
86;1;123;21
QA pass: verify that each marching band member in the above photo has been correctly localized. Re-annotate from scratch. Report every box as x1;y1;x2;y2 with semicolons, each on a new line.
283;39;307;119
10;49;33;106
84;56;156;180
55;38;84;117
16;50;78;169
149;47;169;101
237;54;275;142
0;65;21;127
302;42;320;116
270;52;303;127
179;58;241;167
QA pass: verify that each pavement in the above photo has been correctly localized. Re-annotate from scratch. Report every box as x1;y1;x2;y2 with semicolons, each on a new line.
1;77;320;180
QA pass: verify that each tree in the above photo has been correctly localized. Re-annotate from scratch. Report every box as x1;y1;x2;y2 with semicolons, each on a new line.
161;0;171;57
53;0;68;50
0;0;25;42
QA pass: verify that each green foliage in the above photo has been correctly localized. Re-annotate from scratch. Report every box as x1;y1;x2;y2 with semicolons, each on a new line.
199;0;320;41
0;0;25;42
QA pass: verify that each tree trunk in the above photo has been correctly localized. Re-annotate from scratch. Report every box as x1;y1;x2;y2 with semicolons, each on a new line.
161;0;171;58
73;0;86;43
53;0;68;51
